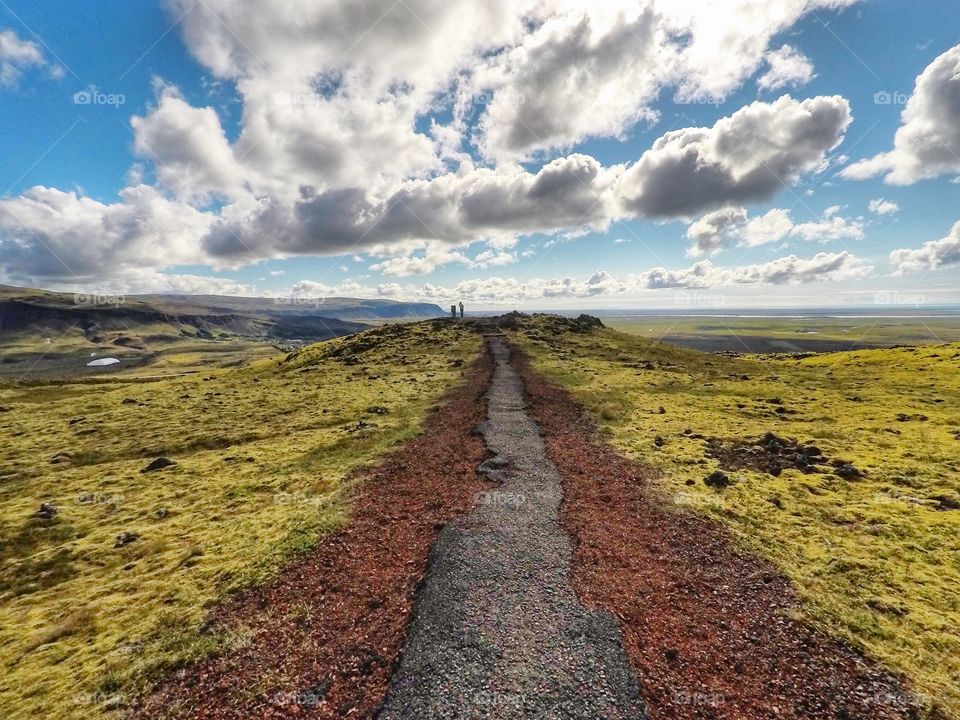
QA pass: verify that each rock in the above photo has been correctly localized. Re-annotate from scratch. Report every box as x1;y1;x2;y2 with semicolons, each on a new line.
834;464;863;480
365;406;389;415
114;531;140;548
685;479;695;486
121;398;137;404
654;435;664;447
68;416;85;425
664;648;680;664
50;452;72;464
37;502;58;519
141;457;176;473
451;358;464;367
928;494;960;511
704;470;731;488
657;406;666;414
155;508;170;519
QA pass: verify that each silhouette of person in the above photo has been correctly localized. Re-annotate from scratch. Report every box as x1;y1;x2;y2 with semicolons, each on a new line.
459;301;464;318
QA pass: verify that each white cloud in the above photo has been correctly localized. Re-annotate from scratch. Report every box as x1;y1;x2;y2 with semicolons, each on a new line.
686;206;748;256
868;198;899;215
0;185;213;284
617;95;852;218
843;44;960;184
0;28;50;88
743;208;794;246
363;251;872;304
131;84;244;202
889;221;960;274
757;45;816;91
0;1;866;288
684;205;858;256
790;214;865;242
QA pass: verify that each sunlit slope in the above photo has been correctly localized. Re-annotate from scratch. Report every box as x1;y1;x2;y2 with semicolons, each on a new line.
0;320;481;720
514;315;960;718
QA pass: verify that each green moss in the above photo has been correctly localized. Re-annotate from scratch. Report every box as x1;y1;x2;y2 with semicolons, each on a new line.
514;319;960;718
0;320;481;720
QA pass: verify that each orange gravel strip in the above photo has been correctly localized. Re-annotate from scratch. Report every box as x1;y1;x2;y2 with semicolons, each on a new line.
132;349;493;719
515;349;919;720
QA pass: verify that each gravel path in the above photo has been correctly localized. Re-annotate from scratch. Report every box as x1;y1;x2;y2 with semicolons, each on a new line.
378;336;647;719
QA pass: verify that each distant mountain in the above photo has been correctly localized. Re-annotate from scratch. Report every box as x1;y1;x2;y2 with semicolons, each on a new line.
0;284;445;344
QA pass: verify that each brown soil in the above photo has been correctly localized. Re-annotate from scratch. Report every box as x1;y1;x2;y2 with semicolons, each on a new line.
514;350;919;720
131;349;493;720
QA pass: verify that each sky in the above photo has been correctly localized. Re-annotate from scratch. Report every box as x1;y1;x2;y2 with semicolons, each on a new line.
0;0;957;309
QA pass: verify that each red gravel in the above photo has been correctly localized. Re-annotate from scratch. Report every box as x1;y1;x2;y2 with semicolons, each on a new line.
132;350;493;720
514;349;920;720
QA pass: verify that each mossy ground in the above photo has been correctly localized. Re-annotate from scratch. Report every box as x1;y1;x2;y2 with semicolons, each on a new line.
514;316;960;718
0;320;481;719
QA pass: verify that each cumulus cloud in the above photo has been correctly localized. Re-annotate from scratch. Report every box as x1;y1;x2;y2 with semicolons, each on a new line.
617;95;852;218
790;214;865;242
889;221;960;274
686;207;748;256
361;251;873;304
131;84;244;202
869;198;899;215
472;7;661;161
0;185;213;284
757;45;816;91
684;205;860;255
201;153;621;262
843;44;960;184
0;0;866;288
0;28;52;88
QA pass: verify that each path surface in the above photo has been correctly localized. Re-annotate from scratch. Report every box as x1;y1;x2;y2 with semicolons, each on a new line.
378;336;647;719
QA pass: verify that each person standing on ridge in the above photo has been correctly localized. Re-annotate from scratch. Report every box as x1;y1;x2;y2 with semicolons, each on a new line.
459;301;464;318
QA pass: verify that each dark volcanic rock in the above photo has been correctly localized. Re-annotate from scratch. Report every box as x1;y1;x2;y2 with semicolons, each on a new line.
114;531;140;548
704;470;731;488
142;457;176;473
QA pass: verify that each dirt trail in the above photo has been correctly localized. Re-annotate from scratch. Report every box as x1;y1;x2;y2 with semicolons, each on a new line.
515;348;920;720
132;350;494;719
378;336;646;719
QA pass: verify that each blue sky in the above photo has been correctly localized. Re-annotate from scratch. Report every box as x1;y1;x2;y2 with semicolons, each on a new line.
0;0;957;308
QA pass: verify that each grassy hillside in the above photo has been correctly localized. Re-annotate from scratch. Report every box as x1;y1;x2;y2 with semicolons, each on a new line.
513;315;960;718
0;320;482;720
